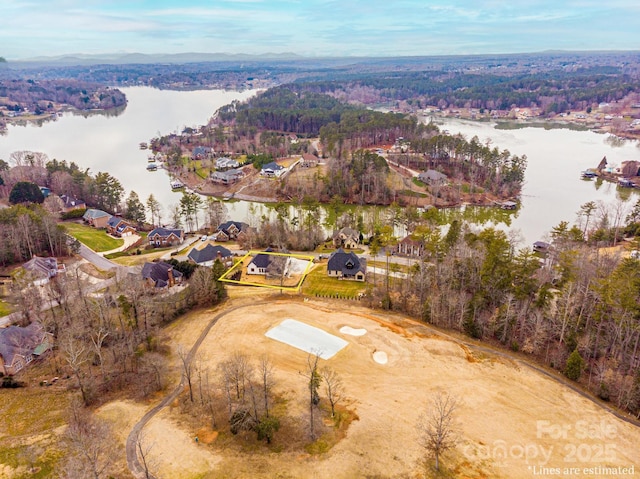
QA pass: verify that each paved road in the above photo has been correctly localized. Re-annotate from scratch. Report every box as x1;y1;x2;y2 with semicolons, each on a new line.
77;243;119;271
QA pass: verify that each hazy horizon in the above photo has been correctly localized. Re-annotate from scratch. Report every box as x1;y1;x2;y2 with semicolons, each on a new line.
2;0;640;61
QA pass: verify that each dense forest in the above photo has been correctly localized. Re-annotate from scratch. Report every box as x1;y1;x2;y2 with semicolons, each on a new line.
290;69;640;114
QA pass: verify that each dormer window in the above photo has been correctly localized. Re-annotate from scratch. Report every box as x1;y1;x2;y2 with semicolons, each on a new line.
345;259;354;269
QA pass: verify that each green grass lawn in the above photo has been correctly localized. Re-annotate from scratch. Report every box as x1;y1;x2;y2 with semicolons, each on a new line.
302;264;369;299
0;300;12;317
63;222;123;252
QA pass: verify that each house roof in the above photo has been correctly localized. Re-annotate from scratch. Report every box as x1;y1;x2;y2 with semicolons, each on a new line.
302;153;319;162
217;221;248;235
83;208;111;220
193;146;212;156
0;322;48;368
107;216;123;228
418;170;448;182
261;162;283;172
148;227;183;239
60;195;86;209
212;168;243;180
333;227;359;240
398;235;423;246
327;248;367;276
249;248;275;269
23;256;58;278
188;244;232;264
141;261;183;288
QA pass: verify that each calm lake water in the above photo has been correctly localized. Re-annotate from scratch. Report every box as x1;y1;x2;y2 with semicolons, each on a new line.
1;87;639;246
433;117;640;244
0;87;257;211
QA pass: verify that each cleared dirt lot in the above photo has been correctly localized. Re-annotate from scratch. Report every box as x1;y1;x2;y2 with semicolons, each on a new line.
106;297;640;479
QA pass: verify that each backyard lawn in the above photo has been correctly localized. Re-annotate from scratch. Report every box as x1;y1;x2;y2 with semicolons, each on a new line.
63;222;123;252
0;300;12;317
302;263;369;299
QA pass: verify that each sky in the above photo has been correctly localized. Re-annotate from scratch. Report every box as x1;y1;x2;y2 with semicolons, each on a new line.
2;0;639;60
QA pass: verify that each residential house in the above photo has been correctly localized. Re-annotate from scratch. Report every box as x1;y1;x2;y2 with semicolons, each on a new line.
212;221;249;242
215;157;240;170
418;170;448;186
22;256;64;287
0;322;53;375
188;244;233;267
83;208;112;228
261;162;285;178
59;194;86;213
333;227;361;249
394;236;425;257
211;168;244;185
533;241;551;253
141;261;184;288
147;227;185;247
327;248;367;281
301;153;319;168
106;216;136;237
247;248;275;275
192;146;213;160
23;256;65;286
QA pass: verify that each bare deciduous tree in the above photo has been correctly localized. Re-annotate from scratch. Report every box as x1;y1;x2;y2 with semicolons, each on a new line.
417;391;459;472
65;400;116;479
320;367;343;418
136;429;156;479
178;345;195;402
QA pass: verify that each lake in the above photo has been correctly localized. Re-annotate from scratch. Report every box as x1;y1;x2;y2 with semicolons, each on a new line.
0;87;257;211
1;87;640;246
432;117;640;244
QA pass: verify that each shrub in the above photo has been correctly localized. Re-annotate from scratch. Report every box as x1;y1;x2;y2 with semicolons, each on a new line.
61;208;87;220
564;348;584;381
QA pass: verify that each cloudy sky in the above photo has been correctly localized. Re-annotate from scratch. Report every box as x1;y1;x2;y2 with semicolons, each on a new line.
2;0;639;60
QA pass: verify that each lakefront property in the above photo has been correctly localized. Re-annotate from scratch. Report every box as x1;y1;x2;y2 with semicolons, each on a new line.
2;46;640;479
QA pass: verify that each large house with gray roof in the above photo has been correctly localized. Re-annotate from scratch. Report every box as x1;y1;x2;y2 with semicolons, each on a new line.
147;227;184;247
327;248;367;281
188;244;232;267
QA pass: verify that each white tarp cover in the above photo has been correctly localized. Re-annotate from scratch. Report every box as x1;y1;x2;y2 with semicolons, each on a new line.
265;319;348;360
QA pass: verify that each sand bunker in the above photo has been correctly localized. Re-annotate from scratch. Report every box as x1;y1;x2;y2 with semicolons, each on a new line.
373;351;388;364
340;326;367;336
265;319;348;360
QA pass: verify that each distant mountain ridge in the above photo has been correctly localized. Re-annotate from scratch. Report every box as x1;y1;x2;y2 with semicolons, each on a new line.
12;51;304;67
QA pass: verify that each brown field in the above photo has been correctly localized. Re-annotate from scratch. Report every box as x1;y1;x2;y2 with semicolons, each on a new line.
103;295;640;479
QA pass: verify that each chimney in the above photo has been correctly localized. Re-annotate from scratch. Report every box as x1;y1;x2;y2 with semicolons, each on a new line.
167;267;174;287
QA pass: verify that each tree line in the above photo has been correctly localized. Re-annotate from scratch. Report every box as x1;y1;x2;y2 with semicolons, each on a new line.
0;79;126;116
291;69;640;114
